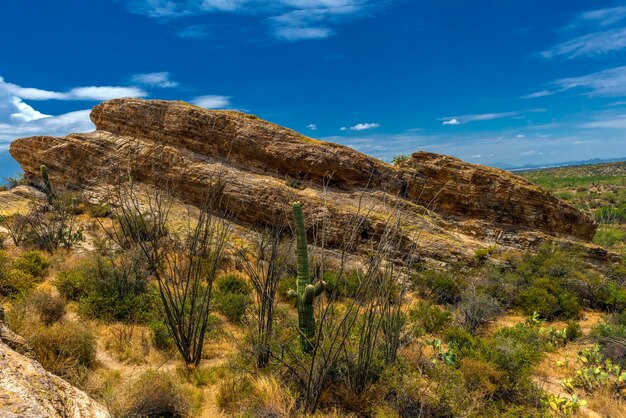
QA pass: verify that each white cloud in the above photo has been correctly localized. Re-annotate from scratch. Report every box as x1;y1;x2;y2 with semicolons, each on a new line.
0;76;147;101
131;72;179;88
306;123;317;130
516;134;525;138
541;5;626;60
0;76;100;150
439;110;540;125
541;28;626;60
191;95;231;108
274;26;334;40
350;122;379;131
582;114;626;129
442;118;460;125
10;97;51;123
521;90;554;99
555;65;626;97
126;0;380;41
340;126;347;131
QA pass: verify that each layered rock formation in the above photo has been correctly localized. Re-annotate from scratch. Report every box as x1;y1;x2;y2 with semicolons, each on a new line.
0;317;109;418
9;98;596;262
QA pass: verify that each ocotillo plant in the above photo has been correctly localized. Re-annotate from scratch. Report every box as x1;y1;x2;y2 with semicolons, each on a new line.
288;201;325;353
40;164;54;204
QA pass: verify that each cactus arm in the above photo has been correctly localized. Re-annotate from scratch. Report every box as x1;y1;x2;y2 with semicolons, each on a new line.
314;281;325;297
303;284;316;304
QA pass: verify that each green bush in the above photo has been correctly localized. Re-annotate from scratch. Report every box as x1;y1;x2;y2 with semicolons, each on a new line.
409;301;451;335
215;273;250;295
13;251;49;279
417;270;464;305
77;254;157;323
323;270;362;298
0;268;36;297
520;287;558;320
593;227;626;247
215;293;249;323
150;320;174;351
54;269;89;301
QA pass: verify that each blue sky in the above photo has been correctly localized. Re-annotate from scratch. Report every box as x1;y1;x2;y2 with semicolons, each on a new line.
1;0;626;179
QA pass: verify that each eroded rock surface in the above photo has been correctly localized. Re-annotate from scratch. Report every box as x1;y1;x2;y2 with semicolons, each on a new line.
0;321;109;418
9;99;596;262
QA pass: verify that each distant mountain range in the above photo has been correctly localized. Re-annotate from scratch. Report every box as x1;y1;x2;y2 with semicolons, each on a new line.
500;157;626;172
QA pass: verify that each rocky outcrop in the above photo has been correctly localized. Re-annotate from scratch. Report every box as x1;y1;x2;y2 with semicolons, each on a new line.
0;313;109;418
398;152;597;240
9;99;596;262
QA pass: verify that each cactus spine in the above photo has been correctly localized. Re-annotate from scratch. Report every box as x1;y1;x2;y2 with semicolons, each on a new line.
290;202;324;353
40;165;54;204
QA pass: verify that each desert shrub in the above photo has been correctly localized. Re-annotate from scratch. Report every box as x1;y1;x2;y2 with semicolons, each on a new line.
459;358;503;398
457;292;503;333
0;251;38;297
564;322;583;342
409;301;451;335
215;273;250;295
215;293;249;323
18;288;66;325
590;280;626;312
520;286;559;319
54;269;89;301
486;324;548;394
594;227;626;247
27;320;97;380
323;269;362;298
20;192;85;252
150;320;174;351
117;211;167;243
590;321;626;367
77;253;157;323
123;370;196;418
443;326;479;352
416;270;464;305
0;268;35;297
214;274;250;323
13;251;49;279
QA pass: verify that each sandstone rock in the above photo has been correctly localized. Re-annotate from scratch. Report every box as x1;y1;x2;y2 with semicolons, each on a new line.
0;336;109;418
9;98;596;262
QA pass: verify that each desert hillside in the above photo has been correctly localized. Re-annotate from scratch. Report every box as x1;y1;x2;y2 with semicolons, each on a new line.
0;100;625;417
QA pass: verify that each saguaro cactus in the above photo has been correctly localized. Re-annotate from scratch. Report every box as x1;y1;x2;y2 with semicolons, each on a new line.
289;201;325;353
40;164;54;204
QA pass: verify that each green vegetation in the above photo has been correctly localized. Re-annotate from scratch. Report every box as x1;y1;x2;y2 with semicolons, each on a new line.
520;161;626;255
2;163;626;416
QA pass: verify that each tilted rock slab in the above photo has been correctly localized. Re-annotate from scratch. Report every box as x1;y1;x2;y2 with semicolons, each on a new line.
9;99;596;262
0;340;110;418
